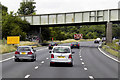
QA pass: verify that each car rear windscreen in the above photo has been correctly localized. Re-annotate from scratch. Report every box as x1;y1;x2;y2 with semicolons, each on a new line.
53;47;70;53
18;47;31;52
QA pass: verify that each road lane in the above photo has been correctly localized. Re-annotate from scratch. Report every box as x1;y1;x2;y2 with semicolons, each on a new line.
81;47;118;78
2;48;49;78
2;41;119;79
29;49;90;78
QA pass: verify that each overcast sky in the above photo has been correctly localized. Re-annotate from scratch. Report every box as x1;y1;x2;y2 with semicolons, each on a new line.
0;0;120;14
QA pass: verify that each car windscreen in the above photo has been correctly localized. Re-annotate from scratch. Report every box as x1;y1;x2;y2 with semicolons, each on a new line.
72;42;78;44
18;47;31;52
53;47;70;53
50;43;55;45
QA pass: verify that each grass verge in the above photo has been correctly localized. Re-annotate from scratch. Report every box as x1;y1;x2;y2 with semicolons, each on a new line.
0;41;41;54
102;45;120;58
102;40;120;58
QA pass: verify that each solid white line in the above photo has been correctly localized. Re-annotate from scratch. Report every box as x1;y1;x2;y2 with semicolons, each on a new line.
1;47;47;63
3;52;14;56
84;68;88;71
89;76;94;79
0;56;14;63
35;66;39;69
98;47;120;63
41;61;44;64
25;75;30;78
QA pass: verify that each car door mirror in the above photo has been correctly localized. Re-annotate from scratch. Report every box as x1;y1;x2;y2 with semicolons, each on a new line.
34;50;36;52
72;52;75;54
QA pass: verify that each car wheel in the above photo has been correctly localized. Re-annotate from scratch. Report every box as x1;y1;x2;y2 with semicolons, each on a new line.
50;62;54;67
69;63;73;67
34;57;36;61
78;47;79;49
14;58;19;62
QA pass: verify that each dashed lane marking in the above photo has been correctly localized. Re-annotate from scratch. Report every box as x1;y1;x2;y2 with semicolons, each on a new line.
35;66;39;69
89;76;94;80
46;58;49;60
84;67;88;70
41;61;44;64
25;75;30;78
80;59;83;61
82;62;85;65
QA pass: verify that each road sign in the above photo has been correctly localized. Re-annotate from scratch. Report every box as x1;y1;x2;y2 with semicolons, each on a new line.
74;34;83;40
7;36;20;44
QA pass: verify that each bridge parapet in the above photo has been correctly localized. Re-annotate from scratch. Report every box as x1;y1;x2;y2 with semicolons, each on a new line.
19;9;120;25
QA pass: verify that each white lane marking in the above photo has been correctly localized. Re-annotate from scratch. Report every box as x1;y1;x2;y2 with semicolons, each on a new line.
3;52;14;55
25;75;30;78
84;68;88;71
0;56;14;63
89;76;94;79
1;47;47;63
80;56;81;57
41;61;44;64
35;66;39;69
98;47;120;63
46;58;49;60
36;48;47;52
80;59;83;61
82;62;85;65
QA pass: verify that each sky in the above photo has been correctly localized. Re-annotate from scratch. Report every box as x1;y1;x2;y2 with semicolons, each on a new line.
0;0;120;14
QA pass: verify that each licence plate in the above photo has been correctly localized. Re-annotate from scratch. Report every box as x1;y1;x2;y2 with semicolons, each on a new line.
21;52;26;54
58;56;65;58
74;45;76;46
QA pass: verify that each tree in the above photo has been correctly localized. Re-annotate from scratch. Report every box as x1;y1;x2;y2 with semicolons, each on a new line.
17;0;36;15
2;4;30;40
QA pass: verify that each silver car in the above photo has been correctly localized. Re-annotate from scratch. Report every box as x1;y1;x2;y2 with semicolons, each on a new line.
14;46;36;62
50;46;74;67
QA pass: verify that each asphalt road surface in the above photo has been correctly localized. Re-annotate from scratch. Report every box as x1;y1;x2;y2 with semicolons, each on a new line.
1;41;119;80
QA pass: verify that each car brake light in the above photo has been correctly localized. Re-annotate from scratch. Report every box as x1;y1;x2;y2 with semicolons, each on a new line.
51;54;54;58
69;54;72;59
28;52;33;54
71;44;73;46
15;51;19;54
78;44;79;46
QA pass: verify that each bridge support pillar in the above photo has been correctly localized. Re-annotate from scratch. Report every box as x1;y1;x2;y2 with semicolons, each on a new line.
39;27;42;43
106;22;112;43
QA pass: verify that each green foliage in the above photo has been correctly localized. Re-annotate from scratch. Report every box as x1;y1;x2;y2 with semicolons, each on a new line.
112;24;120;38
2;4;30;41
17;1;36;15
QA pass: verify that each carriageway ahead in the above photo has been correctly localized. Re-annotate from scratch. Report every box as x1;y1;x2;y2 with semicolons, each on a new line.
19;9;120;43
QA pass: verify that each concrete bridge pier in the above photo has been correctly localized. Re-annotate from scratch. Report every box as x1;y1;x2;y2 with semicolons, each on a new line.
106;22;112;43
39;27;42;43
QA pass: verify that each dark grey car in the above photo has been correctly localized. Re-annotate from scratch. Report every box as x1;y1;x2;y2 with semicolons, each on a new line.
14;46;36;62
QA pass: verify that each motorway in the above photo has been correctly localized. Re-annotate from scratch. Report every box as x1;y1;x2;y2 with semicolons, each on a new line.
1;41;119;80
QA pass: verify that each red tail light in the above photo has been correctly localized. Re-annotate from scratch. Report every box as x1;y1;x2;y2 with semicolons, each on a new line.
15;51;19;54
69;54;72;59
78;44;79;46
71;44;73;46
49;44;51;46
28;52;33;54
51;54;54;58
